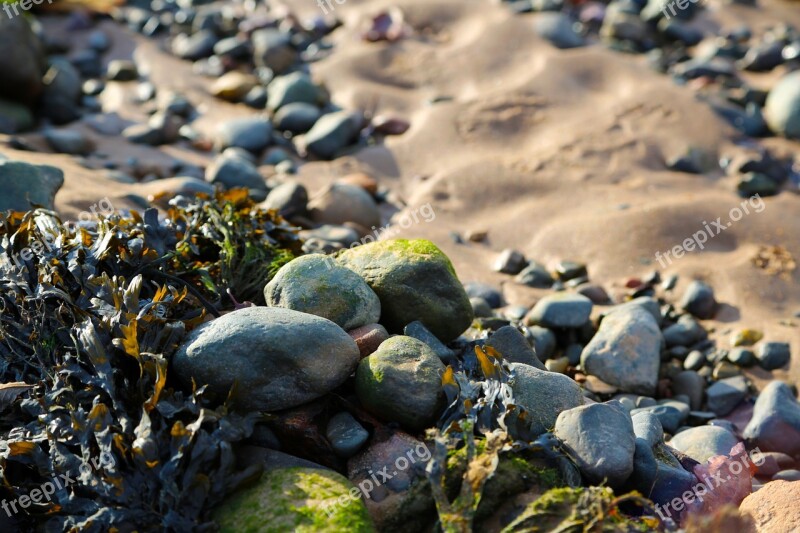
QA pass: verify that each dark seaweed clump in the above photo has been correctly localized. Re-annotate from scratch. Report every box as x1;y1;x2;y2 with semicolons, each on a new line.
0;191;300;531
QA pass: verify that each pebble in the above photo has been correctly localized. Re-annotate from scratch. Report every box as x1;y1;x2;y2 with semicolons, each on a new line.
510;363;585;436
308;183;381;230
493;249;527;274
348;323;389;359
667;425;739;462
44;129;95;155
756;342;791;371
526;293;593;329
252;28;297;74
554;401;635;487
772;469;800;481
261;182;308;219
706;375;748;416
671;370;705;410
210;71;258;102
526;326;557;361
683;350;706;370
0;160;64;212
215;117;273;154
205;153;266;192
764;70;800;139
630;404;685;434
533;12;586;49
662;314;707;347
463;282;504;309
106;60;138;81
404;320;455;362
268;72;327;111
470;297;493;318
274;102;323;134
515;262;554;288
485;325;545;369
680;280;718;319
325;412;369;458
304;111;364;160
727;347;756;367
743;381;800;456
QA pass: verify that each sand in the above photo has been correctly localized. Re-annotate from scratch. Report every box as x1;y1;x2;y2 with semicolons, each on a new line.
5;0;800;385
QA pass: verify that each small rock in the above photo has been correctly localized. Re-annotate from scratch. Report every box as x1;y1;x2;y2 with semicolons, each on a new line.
261;182;308;219
309;183;381;231
728;347;757;367
304;111;364;160
463;282;504;309
680;280;718;319
743;381;800;456
210;71;258;102
348;323;389;359
764;70;800;139
205;154;266;192
355;336;445;431
671;370;705;411
534;12;585;49
215;117;273;154
404;320;455;361
510;363;585;436
515;262;554;288
274;102;323;134
706;376;748;416
44;129;94;155
106;60;138;81
470;297;493;318
526;293;593;329
493;249;527;275
252;29;297;74
684;350;706;371
268;72;327;111
756;342;791;371
554;401;635;487
772;469;800;481
667;425;739;462
581;306;662;396
485;325;545;369
526;326;557;361
326;412;369;458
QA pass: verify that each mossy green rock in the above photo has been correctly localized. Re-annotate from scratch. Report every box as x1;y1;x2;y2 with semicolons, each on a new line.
336;239;473;342
213;467;375;533
355;336;446;431
0;160;64;212
265;255;381;331
173;307;360;411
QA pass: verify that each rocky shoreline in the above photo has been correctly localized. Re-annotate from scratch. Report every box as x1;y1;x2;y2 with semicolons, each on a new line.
0;0;799;531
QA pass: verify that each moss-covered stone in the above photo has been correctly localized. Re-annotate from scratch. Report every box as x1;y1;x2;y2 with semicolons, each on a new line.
336;239;472;342
213;467;375;533
355;336;445;431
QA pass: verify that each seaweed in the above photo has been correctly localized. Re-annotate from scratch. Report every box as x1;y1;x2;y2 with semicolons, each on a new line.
0;191;301;530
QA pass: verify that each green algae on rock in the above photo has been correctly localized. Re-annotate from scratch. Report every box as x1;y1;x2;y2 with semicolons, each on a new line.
213;467;375;533
336;239;473;342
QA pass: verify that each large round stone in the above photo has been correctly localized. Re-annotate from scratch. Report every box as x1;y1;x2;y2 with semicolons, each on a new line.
336;239;473;342
355;336;445;431
172;307;360;411
508;363;584;436
265;255;381;331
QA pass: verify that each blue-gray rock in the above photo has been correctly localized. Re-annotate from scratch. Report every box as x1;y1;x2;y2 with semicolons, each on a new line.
463;282;503;309
205;154;267;192
355;336;445;431
493;249;527;275
668;425;739;462
743;381;800;456
304;111;363;160
628;436;697;511
683;350;706;371
268;72;328;111
44;129;95;155
526;326;557;361
671;370;705;411
756;342;791;371
509;363;584;436
772;469;800;481
265;255;380;331
40;59;82;124
171;30;218;60
614;296;663;326
106;60;138;81
274;102;323;134
630;405;684;434
663;315;707;347
0;160;64;212
526;293;593;329
534;13;585;49
706;376;748;416
252;29;297;74
326;412;369;458
336;239;473;342
515;262;554;288
404;320;455;361
728;347;757;367
215;117;273;154
581;306;662;396
173;307;360;411
486;326;545;369
680;281;718;320
632;411;664;448
0;17;45;106
554;402;635;487
765;71;800;139
261;182;308;219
